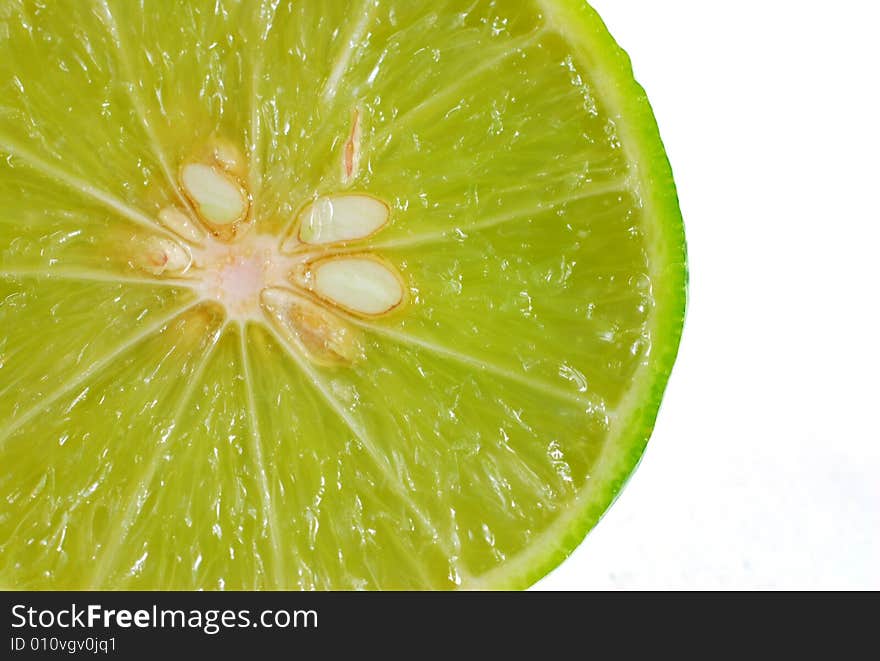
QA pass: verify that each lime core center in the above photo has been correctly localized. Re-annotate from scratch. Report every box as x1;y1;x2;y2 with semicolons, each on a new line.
192;234;294;322
135;136;405;364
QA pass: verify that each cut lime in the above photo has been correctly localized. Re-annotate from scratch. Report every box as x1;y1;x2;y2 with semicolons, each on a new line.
0;0;686;589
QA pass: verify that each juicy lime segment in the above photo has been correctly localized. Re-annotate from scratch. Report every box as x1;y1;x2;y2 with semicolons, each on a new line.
0;0;686;589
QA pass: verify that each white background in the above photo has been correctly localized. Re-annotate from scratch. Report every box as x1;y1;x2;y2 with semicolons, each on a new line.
536;0;880;589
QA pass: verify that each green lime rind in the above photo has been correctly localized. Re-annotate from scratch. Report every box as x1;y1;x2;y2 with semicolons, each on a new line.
466;0;688;589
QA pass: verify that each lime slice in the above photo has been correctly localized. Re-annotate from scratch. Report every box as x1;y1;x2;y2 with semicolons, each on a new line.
0;0;686;589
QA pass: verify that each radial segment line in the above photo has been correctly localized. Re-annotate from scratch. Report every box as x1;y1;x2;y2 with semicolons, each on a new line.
248;0;281;196
383;524;444;588
487;170;624;198
0;134;175;240
320;0;377;105
248;57;264;195
371;27;547;148
239;325;287;589
93;0;193;213
87;322;226;588
0;301;201;448
0;267;198;292
262;324;462;565
368;179;629;252
351;321;608;414
303;0;379;198
462;373;646;590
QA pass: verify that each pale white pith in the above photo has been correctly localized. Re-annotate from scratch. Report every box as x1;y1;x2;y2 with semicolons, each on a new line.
131;127;406;362
144;207;406;351
190;232;297;322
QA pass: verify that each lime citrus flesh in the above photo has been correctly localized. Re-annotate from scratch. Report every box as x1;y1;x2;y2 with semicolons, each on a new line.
0;0;686;589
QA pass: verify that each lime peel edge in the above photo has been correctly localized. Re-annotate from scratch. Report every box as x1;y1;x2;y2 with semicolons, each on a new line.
461;0;688;590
